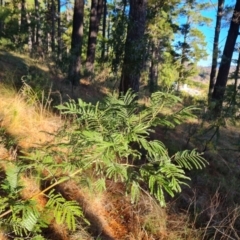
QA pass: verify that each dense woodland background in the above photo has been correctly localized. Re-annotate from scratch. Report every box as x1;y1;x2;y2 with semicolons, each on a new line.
0;0;240;239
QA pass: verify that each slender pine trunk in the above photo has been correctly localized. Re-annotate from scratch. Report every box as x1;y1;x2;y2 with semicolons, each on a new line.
208;0;225;103
57;0;62;60
68;0;84;86
85;0;104;74
101;0;107;60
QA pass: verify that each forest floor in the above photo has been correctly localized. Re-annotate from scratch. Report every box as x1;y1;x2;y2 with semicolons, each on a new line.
0;49;240;239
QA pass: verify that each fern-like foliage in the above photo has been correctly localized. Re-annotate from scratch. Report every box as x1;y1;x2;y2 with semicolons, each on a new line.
56;89;208;206
173;149;208;170
46;190;85;231
1;164;21;194
0;161;85;238
8;200;47;235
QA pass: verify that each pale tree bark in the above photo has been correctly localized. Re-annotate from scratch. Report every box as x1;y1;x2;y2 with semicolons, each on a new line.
119;0;147;94
85;0;104;74
211;0;240;115
208;0;225;103
68;0;84;86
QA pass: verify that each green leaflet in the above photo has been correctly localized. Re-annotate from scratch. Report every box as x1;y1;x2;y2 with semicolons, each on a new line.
173;149;208;170
2;164;20;192
46;190;85;231
130;181;141;204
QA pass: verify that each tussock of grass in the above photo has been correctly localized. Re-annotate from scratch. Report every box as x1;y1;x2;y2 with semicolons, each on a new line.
0;83;61;149
0;231;7;240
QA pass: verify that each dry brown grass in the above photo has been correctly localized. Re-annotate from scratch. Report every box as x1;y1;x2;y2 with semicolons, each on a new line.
0;83;61;149
0;232;8;240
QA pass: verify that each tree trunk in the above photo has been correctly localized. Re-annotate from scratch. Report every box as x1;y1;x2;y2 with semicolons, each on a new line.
68;0;84;86
208;0;225;103
119;0;147;94
57;0;62;60
178;16;190;91
31;0;41;58
232;49;240;106
106;12;111;59
85;0;104;74
111;0;127;73
26;10;32;53
149;40;159;93
51;0;55;52
101;0;107;60
20;0;27;37
211;0;240;114
0;0;4;35
34;0;40;46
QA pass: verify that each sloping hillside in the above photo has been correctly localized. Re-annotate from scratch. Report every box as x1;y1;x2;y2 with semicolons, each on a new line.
0;50;240;240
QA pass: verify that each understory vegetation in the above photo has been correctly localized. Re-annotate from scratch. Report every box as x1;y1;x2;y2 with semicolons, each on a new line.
0;50;240;240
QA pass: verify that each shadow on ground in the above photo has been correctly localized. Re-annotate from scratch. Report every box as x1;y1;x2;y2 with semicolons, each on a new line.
0;49;109;106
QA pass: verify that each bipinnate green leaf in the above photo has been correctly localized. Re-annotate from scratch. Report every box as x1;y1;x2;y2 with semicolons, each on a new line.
21;207;40;231
2;164;20;191
173;149;208;170
54;89;207;207
46;190;84;231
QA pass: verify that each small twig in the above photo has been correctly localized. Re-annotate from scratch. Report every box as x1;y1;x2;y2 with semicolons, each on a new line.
213;226;236;240
203;126;219;152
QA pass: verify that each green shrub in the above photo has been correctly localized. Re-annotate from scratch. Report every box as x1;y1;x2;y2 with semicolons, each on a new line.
56;90;208;206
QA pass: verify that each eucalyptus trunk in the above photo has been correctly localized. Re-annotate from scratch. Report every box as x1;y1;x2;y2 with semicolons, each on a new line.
208;0;225;103
119;0;147;94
